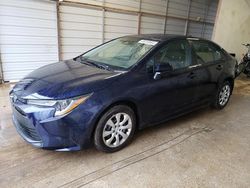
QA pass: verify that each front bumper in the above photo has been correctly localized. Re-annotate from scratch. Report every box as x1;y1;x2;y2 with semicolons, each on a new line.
12;114;43;148
10;97;98;151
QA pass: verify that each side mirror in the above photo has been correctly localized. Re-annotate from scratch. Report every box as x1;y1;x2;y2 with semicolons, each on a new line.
154;63;173;80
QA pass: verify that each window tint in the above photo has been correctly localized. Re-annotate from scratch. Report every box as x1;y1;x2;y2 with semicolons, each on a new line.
191;40;224;63
147;40;190;71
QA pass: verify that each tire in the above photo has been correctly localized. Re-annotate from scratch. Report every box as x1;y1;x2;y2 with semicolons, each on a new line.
94;105;136;153
213;81;232;109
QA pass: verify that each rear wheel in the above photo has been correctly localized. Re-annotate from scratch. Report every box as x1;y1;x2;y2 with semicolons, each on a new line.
213;81;232;109
94;105;136;153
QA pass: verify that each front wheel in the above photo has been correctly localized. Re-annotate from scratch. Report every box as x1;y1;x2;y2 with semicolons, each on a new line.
213;81;232;109
94;105;136;153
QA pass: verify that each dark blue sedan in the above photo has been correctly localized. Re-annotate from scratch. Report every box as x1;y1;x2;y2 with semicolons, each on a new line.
10;34;236;152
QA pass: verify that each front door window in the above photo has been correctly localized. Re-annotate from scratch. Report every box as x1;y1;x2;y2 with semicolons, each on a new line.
147;40;190;72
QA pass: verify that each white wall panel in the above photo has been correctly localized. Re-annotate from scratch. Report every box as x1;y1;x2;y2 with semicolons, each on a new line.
0;36;57;45
105;0;140;11
140;16;165;34
0;45;57;54
67;0;103;6
187;0;218;38
0;5;56;19
0;0;56;11
61;30;102;39
205;0;218;23
189;0;206;19
187;21;203;37
1;54;58;63
59;5;103;60
0;0;58;81
104;11;137;41
189;0;208;21
165;18;186;35
0;25;57;37
203;24;213;39
168;0;189;18
0;16;56;28
141;0;168;15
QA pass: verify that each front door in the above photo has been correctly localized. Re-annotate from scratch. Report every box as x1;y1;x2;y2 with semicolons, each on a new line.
143;39;199;124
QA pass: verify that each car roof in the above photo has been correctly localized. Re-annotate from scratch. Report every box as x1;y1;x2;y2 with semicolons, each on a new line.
127;34;200;42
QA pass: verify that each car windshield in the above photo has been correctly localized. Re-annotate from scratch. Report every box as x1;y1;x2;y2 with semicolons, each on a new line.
80;37;158;70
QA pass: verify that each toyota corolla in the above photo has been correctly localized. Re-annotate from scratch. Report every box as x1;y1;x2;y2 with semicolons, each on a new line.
10;34;236;152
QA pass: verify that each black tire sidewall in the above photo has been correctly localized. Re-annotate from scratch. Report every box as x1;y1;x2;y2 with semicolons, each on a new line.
94;105;136;153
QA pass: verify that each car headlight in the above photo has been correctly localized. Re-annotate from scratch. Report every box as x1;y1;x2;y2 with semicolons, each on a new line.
26;94;92;116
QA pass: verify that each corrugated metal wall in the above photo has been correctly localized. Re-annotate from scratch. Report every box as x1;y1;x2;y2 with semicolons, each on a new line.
141;0;167;15
0;0;219;81
168;0;189;18
187;0;218;38
141;16;165;34
0;0;59;81
104;11;138;41
105;0;139;11
59;5;103;59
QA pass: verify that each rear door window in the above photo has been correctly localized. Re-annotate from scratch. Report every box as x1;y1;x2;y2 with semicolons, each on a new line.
190;40;225;64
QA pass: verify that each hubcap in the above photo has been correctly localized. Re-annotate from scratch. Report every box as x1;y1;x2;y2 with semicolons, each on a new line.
102;113;132;148
219;85;231;106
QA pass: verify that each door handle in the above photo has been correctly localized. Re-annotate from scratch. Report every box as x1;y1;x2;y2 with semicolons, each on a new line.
187;72;196;79
216;64;223;70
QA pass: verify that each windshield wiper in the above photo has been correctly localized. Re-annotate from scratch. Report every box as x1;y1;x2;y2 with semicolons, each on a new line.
80;58;112;71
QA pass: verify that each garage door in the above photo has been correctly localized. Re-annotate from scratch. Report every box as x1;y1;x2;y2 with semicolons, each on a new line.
0;0;58;81
104;11;138;42
187;0;218;39
59;5;103;60
165;18;186;35
0;0;219;82
141;15;165;34
165;0;189;35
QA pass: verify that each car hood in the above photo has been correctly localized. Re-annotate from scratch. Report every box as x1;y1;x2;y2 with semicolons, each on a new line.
12;59;123;100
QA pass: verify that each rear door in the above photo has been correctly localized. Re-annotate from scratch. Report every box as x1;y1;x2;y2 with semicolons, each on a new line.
188;39;227;102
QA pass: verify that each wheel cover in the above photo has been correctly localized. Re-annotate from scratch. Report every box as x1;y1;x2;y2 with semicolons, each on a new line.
219;85;231;106
102;112;132;148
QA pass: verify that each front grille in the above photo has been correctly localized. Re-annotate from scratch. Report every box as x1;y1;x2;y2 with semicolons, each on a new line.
11;95;42;143
18;121;41;141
